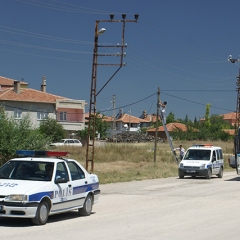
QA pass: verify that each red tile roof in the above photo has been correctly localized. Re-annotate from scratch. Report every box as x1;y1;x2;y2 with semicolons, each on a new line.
147;122;187;132
85;113;150;124
0;76;68;103
0;76;28;88
0;88;68;103
111;113;150;124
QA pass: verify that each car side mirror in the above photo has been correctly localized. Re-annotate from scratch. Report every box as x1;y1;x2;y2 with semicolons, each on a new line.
55;178;68;184
212;156;216;162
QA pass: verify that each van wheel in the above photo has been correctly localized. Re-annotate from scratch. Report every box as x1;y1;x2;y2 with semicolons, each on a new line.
217;167;223;178
206;168;212;180
179;174;184;179
32;201;49;225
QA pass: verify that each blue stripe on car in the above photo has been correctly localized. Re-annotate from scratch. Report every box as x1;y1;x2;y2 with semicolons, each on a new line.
28;182;99;201
73;182;99;195
29;191;54;201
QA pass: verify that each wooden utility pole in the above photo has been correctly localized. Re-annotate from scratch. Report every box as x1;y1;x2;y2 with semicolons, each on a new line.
154;87;160;162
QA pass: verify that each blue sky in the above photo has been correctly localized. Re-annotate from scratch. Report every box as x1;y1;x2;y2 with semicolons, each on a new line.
1;0;240;121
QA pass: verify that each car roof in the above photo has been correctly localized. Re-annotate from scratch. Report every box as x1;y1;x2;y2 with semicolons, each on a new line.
188;144;221;150
9;157;68;163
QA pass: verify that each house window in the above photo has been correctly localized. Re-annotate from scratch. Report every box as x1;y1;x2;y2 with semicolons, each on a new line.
60;112;67;121
14;108;22;119
37;109;48;120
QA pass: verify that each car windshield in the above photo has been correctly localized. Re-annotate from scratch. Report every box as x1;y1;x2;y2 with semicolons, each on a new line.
183;149;211;161
0;160;54;181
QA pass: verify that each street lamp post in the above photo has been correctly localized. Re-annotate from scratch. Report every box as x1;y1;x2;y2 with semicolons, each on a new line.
228;55;240;132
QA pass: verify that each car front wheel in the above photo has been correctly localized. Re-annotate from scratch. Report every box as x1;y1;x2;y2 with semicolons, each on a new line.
32;201;49;225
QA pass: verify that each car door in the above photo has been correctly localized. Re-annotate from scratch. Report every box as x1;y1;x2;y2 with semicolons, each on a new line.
212;150;219;174
66;161;88;207
51;162;74;213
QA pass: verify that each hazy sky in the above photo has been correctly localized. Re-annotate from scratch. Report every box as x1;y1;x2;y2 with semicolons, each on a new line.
1;0;240;120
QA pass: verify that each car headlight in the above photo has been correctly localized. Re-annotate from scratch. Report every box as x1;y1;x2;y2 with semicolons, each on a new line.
5;194;28;202
179;163;184;168
200;164;206;169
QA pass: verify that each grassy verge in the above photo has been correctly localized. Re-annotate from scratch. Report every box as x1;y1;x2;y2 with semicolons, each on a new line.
56;140;235;184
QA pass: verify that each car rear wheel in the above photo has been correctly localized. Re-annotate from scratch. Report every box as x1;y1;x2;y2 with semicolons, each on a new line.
78;194;93;216
32;201;49;225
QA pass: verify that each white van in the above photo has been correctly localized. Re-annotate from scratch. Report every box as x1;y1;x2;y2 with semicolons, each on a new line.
178;144;224;179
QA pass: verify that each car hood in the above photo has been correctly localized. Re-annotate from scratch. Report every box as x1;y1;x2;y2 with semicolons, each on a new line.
181;160;209;165
0;179;50;196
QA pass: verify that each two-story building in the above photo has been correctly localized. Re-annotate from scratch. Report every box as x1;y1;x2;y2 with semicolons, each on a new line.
0;76;86;137
104;109;150;137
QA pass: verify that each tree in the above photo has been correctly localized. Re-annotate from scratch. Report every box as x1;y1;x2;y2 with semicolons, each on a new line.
39;118;65;142
166;111;175;123
95;113;110;139
77;112;110;140
0;110;49;164
204;103;211;129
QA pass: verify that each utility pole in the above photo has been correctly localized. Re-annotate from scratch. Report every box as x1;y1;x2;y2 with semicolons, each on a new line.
112;94;116;138
228;55;240;132
128;109;131;132
86;14;139;172
154;87;160;162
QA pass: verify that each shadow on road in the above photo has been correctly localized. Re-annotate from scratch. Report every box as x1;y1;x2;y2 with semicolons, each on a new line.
0;211;96;227
225;177;240;181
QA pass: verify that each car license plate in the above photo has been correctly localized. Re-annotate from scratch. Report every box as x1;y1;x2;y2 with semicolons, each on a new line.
0;205;3;211
186;170;196;173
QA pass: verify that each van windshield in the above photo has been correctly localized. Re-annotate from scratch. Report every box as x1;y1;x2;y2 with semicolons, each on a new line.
183;149;211;161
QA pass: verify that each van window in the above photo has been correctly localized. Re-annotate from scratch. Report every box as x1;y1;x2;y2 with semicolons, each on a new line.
217;149;223;159
212;151;216;161
184;149;211;160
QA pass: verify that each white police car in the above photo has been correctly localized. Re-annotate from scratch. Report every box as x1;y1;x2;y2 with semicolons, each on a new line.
178;144;224;179
0;150;100;225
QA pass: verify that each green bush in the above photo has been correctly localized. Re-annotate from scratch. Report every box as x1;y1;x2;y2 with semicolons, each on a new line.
0;111;50;165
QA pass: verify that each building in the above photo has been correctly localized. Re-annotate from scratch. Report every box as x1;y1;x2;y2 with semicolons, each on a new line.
139;110;161;127
0;76;86;137
146;122;187;139
103;109;150;137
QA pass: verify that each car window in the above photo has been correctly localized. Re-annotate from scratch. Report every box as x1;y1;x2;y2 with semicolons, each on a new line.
56;162;69;181
0;161;55;181
67;162;85;180
73;140;80;143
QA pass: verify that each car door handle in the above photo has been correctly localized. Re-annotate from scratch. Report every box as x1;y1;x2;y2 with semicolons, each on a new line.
68;184;72;188
85;181;88;184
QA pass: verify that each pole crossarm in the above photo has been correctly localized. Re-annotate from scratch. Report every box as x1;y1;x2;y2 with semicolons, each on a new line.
86;15;138;172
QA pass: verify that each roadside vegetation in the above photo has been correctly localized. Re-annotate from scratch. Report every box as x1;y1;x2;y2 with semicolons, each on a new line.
0;110;64;165
0;107;237;183
56;140;235;184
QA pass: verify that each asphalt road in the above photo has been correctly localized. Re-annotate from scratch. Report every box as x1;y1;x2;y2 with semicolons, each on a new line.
1;171;239;240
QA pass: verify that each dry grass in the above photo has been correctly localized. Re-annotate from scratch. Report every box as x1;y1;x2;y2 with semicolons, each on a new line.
54;140;235;184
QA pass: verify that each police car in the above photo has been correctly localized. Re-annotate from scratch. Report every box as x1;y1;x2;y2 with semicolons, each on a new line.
0;150;100;225
178;144;224;179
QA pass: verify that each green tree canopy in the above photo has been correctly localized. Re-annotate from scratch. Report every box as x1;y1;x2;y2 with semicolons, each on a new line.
39;118;65;142
0;110;50;164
